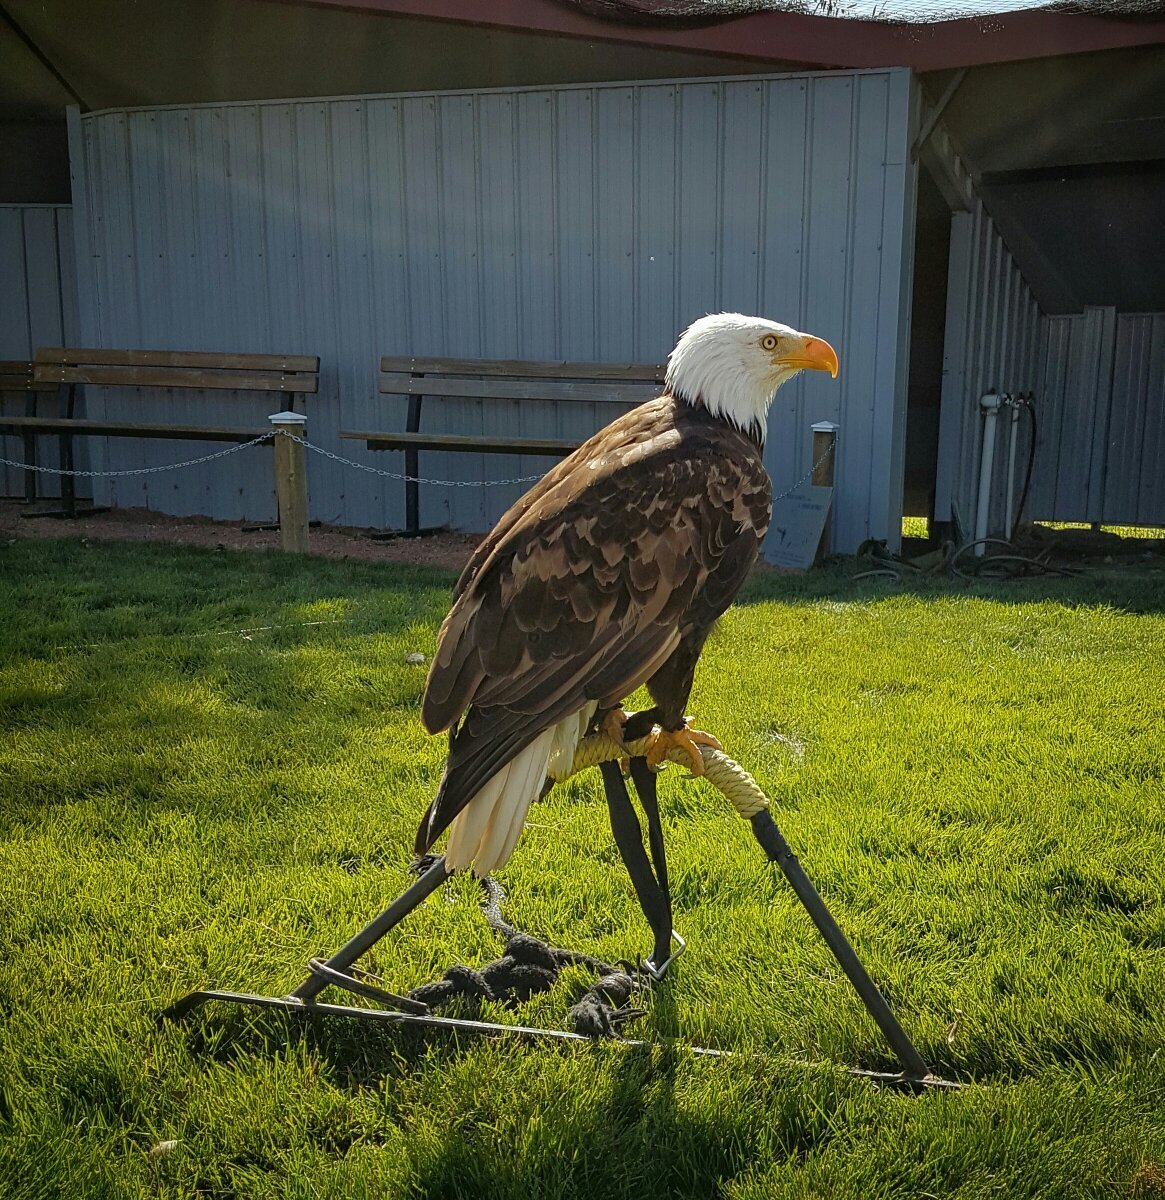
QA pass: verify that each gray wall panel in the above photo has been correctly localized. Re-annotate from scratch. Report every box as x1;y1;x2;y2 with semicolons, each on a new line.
633;86;677;362
719;81;764;317
1034;308;1165;528
757;78;809;497
1134;316;1165;526
856;70;914;550
933;200;1043;538
1107;314;1150;523
71;69;915;550
475;92;526;524
675;83;720;332
0;204;77;500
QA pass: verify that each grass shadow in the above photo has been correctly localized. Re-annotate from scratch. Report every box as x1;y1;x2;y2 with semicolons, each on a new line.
740;556;1165;616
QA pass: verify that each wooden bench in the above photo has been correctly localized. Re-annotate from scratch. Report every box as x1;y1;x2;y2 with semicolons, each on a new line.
0;360;59;503
340;356;667;534
0;348;320;516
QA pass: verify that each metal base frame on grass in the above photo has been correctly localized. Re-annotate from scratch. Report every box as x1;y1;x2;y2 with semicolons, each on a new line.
161;778;960;1093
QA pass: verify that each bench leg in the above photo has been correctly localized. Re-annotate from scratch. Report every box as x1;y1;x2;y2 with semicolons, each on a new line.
405;445;419;535
59;432;76;519
23;388;37;503
22;432;37;503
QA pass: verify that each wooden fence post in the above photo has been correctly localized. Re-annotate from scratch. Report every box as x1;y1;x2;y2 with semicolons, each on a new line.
269;411;310;553
811;420;839;562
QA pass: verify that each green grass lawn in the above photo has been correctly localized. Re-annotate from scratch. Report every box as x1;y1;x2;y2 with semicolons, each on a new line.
2;537;1164;1200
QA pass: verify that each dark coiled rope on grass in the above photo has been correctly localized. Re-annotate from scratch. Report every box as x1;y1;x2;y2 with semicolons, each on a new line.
395;734;772;1037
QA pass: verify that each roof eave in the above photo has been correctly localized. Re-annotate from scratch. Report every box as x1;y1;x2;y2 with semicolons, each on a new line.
273;0;1165;72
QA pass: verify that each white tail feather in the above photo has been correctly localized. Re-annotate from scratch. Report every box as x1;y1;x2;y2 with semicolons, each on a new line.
487;730;553;869
474;728;552;872
548;701;597;781
444;706;594;876
444;766;505;870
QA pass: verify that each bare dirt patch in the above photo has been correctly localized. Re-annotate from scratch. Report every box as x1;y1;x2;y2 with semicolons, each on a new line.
0;499;481;571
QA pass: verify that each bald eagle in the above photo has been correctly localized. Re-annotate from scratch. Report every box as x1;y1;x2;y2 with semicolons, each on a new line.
416;313;839;876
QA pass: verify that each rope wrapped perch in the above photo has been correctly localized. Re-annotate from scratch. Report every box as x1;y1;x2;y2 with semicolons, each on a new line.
556;730;772;821
383;732;774;1038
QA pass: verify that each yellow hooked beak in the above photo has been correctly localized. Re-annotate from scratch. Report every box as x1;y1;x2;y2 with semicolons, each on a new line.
780;335;839;379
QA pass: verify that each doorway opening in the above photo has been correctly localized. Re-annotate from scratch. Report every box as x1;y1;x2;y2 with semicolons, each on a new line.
902;165;953;546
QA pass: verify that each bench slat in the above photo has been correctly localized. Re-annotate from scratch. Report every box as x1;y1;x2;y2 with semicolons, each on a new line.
0;362;56;392
32;364;318;392
341;430;579;456
0;416;270;442
34;348;320;372
378;375;658;404
380;356;665;381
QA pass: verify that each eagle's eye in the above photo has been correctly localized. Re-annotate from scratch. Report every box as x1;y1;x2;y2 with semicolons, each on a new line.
760;333;779;352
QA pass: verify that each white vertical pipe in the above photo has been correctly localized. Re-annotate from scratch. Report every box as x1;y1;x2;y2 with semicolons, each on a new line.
974;393;1001;555
1004;397;1021;539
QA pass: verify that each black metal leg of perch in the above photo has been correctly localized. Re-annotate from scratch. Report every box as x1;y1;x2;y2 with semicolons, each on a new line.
159;855;452;1022
749;809;933;1082
290;855;452;1002
599;760;675;973
155;783;951;1088
628;758;671;902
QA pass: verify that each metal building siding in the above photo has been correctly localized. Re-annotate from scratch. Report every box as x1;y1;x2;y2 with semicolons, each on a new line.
69;70;915;548
0;205;79;500
1033;308;1165;527
933;200;1042;536
1117;313;1165;527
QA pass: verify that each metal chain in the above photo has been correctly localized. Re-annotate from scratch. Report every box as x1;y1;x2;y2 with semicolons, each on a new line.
0;433;274;478
284;431;836;497
280;431;546;488
771;438;836;504
0;427;835;495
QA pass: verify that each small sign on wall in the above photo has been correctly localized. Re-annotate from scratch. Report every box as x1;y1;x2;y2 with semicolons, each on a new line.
766;485;834;571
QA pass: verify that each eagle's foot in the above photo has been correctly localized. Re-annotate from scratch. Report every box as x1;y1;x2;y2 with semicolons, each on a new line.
644;719;722;776
597;706;632;774
599;706;629;743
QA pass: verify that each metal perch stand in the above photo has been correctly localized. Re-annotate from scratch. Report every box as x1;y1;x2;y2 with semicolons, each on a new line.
160;733;959;1091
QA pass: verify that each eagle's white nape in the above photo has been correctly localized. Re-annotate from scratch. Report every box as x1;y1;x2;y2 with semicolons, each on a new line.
665;312;818;444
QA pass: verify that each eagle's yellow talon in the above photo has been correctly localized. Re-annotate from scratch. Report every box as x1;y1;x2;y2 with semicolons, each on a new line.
600;707;630;744
596;708;633;774
644;719;722;776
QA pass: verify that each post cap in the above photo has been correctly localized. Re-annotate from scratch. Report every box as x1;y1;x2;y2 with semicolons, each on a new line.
811;421;840;433
268;410;308;425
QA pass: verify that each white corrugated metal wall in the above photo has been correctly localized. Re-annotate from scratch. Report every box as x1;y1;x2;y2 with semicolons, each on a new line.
68;70;916;554
933;199;1043;537
1034;309;1165;527
0;205;80;499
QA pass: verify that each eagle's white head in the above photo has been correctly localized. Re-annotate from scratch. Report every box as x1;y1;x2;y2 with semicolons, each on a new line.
665;312;839;443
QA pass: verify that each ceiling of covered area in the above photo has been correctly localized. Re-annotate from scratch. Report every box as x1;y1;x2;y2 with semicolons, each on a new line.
0;0;781;120
2;0;1163;311
924;44;1165;312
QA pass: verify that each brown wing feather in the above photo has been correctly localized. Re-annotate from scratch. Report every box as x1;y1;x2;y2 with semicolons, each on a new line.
415;394;770;856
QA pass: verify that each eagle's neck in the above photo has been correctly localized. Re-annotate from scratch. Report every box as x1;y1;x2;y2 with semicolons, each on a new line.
668;380;770;448
667;391;764;451
666;354;788;448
